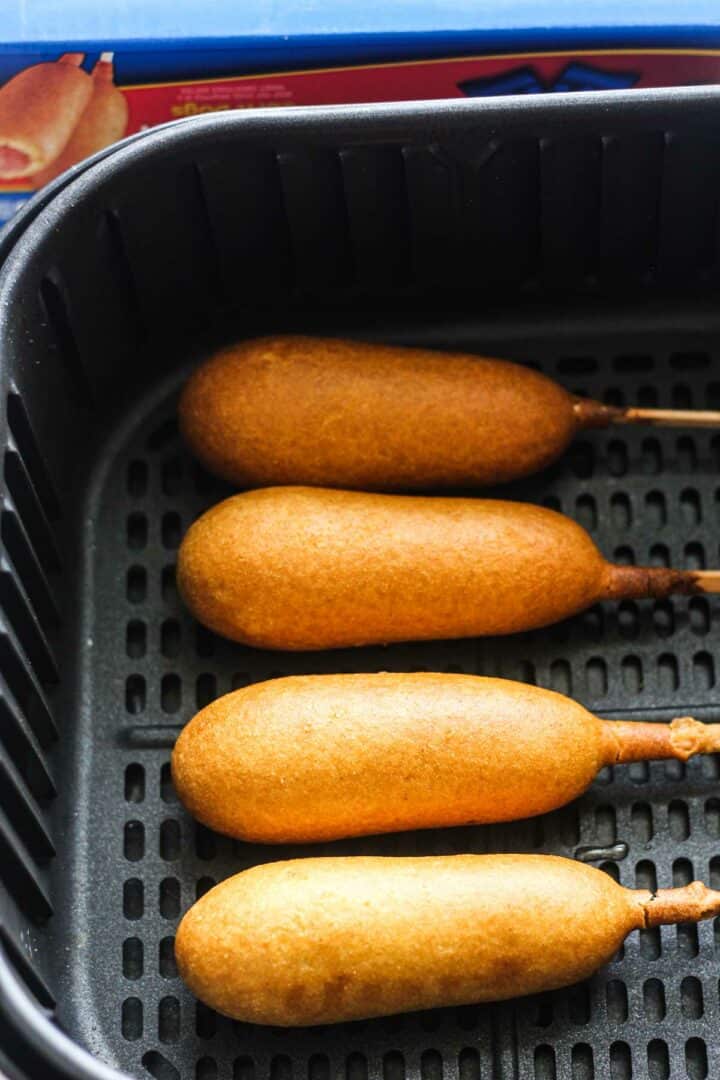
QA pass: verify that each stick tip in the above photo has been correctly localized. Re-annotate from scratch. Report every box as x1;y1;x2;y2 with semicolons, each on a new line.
644;882;720;926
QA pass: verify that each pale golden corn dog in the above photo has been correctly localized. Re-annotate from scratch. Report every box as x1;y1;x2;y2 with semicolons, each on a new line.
175;855;720;1025
172;673;720;843
176;486;716;651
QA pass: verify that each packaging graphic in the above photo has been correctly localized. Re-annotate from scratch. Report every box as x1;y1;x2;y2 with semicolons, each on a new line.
3;1;720;222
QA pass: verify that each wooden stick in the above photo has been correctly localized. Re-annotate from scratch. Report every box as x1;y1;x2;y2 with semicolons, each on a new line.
692;570;720;593
614;407;720;428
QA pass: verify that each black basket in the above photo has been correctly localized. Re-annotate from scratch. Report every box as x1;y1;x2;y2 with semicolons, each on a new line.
1;88;720;1080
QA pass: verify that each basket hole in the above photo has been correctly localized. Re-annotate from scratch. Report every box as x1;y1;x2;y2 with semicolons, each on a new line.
124;763;145;803
643;979;666;1020
681;976;704;1018
703;755;720;781
542;494;562;513
122;937;143;979
195;822;217;860
457;1051;478;1080
621;655;643;693
652;601;674;638
162;512;182;550
235;1058;255;1080
677;435;698;470
195;1000;217;1038
575;494;597;531
614;545;634;566
567;442;594;479
198;1059;218;1080
124;820;145;862
558;356;596;374
641;437;662;474
232;671;251;690
693;651;715;690
160;762;177;804
705;798;720;837
571;1044;593;1080
531;995;553;1027
161;674;182;714
606;979;628;1022
127;512;148;550
383;1052;405;1080
549;659;571;696
125;675;146;715
637;384;657;407
669;801;689;841
685;542;706;570
610;492;632;529
159;877;180;918
310;1056;331;1080
628;761;649;784
686;1038;708;1080
196;673;217;710
127;459;148;497
617;602;638;638
567;983;590;1024
162;458;183;496
689;597;710;635
670;351;709;369
196;876;215;900
121;997;142;1040
159;936;177;978
607;440;627;477
271;1056;293;1080
126;620;147;659
581;608;603;642
160;819;181;860
673;384;693;409
665;758;685;781
681;487;702;526
595;805;616;845
610;1042;631;1080
647;1040;669;1080
127;566;147;603
636;860;657;890
162;565;177;604
631;803;653;842
161;620;181;659
158;996;180;1042
649;543;669;568
604;387;625;406
534;1045;556;1080
710;856;720;889
645;490;666;527
123;878;143;920
657;654;679;692
586;657;607;697
142;1051;180;1080
677;922;699;957
614;354;652;373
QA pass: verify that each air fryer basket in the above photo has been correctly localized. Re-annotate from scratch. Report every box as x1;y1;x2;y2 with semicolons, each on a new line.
1;90;720;1080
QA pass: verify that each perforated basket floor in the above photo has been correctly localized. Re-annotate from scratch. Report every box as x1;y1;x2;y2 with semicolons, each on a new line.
42;313;720;1080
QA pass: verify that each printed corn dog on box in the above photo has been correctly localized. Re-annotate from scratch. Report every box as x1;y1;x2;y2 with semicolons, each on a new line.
3;0;720;223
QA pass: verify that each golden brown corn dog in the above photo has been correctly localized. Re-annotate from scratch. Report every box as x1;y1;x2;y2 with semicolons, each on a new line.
0;54;92;179
31;53;128;186
172;673;720;843
179;336;720;491
177;486;715;651
175;854;720;1025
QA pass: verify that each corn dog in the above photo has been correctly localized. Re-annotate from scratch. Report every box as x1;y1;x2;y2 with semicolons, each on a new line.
172;673;720;843
177;486;714;650
175;854;720;1025
179;336;720;491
